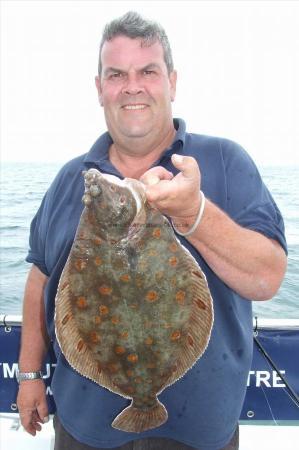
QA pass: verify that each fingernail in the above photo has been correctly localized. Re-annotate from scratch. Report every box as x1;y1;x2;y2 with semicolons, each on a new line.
147;175;160;186
173;154;183;164
43;416;49;423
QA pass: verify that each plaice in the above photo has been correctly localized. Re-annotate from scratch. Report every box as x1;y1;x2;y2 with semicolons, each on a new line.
55;168;214;433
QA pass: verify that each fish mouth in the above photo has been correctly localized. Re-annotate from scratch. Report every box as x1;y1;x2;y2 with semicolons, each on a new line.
103;174;143;216
83;169;145;224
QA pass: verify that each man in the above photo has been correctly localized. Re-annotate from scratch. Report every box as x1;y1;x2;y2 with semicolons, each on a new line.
17;11;287;450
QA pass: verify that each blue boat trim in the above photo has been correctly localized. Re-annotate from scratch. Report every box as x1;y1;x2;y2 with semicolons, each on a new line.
1;315;299;421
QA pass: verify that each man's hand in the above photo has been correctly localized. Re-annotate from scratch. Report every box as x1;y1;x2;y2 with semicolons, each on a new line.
17;379;49;436
140;153;287;301
140;154;202;221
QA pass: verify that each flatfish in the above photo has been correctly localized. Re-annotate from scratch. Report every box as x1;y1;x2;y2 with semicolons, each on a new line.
55;168;213;433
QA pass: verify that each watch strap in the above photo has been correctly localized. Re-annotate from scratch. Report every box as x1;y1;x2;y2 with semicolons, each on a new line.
17;370;43;383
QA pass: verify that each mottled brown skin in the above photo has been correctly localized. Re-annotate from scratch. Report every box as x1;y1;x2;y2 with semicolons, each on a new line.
55;169;213;432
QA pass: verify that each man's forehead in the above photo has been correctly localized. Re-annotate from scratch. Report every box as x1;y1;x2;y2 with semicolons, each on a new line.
101;36;166;70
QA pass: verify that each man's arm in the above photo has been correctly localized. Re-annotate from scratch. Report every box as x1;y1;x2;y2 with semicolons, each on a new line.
17;264;50;436
140;155;287;301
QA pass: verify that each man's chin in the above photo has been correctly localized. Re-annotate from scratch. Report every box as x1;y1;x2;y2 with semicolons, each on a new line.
120;126;152;139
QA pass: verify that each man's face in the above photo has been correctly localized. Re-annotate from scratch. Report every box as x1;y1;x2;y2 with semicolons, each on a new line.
95;36;177;145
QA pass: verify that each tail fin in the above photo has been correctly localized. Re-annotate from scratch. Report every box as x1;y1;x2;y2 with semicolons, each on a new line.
112;398;168;433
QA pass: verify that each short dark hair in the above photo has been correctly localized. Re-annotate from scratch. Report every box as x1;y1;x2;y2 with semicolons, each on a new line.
98;11;174;75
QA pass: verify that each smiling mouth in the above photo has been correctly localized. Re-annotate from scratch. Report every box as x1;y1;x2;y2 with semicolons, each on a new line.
122;104;148;110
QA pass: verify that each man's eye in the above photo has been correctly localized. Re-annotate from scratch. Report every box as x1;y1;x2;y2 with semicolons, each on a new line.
109;72;123;79
144;70;155;76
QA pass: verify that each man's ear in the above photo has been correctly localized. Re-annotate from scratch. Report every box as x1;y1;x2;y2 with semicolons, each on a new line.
95;76;103;106
169;70;177;102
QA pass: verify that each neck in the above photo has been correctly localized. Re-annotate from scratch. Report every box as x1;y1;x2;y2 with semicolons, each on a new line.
109;126;176;179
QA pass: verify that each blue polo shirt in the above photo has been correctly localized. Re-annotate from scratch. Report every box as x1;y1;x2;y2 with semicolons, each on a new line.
26;119;287;450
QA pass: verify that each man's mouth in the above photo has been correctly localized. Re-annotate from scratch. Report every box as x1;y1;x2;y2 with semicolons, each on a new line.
122;104;148;110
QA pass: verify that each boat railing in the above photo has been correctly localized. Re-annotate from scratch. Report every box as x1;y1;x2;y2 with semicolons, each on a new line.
1;314;299;422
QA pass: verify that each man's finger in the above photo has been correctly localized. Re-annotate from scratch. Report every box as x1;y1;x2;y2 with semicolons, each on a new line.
140;166;173;185
19;408;38;435
145;179;176;203
171;154;199;179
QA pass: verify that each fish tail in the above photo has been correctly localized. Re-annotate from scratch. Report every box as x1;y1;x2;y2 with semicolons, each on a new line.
112;398;168;433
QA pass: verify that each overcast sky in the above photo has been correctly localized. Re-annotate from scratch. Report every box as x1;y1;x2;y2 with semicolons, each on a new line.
1;0;298;167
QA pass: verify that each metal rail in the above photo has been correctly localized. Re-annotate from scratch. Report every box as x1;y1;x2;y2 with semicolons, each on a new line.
1;314;299;330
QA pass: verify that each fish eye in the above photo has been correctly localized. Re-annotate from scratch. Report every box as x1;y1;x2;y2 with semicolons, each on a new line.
119;196;126;204
110;185;116;192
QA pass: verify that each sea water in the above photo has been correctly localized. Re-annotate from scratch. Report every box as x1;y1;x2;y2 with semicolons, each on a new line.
0;162;298;318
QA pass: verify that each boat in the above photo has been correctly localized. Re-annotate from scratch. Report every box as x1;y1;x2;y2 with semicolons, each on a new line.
1;314;299;449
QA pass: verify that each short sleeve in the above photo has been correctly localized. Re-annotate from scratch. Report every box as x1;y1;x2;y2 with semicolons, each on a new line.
222;139;287;255
26;193;50;276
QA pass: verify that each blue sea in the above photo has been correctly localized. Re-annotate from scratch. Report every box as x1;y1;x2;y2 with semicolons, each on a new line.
0;162;298;318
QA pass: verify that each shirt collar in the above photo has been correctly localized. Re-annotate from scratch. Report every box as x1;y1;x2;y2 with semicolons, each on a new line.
83;117;186;168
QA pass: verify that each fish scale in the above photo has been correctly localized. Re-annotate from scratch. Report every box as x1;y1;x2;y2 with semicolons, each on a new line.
55;168;214;433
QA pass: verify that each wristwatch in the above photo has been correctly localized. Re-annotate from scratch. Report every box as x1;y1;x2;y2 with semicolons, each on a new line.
16;370;43;383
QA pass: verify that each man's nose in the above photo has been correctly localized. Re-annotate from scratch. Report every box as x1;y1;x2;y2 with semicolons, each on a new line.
122;73;144;95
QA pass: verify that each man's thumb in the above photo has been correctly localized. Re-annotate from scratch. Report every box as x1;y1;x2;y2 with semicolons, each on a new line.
171;154;198;179
37;402;49;423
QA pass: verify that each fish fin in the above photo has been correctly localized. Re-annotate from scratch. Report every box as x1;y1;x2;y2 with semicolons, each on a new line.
164;244;214;387
55;260;126;398
112;398;168;433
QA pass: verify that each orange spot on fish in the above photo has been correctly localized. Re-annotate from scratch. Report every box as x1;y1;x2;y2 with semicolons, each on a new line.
123;385;135;395
99;305;109;315
74;259;87;271
171;330;181;341
111;316;120;325
146;290;158;303
114;346;126;355
108;363;119;374
126;369;134;377
176;290;186;305
145;336;154;346
169;256;178;267
120;331;129;339
89;331;101;344
127;354;138;363
94;315;102;325
152;228;161;238
196;299;206;310
77;340;84;352
120;274;131;282
94;237;102;246
148;249;158;256
169;242;178;252
62;314;71;325
94;256;102;266
76;296;87;309
78;231;85;239
98;285;112;296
